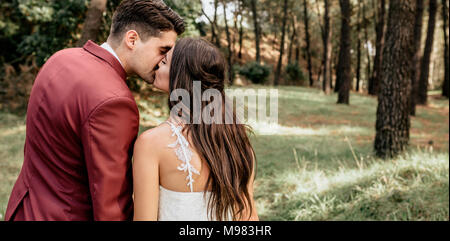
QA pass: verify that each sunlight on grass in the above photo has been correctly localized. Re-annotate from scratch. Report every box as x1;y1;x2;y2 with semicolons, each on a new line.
250;121;369;136
255;151;449;221
0;125;25;138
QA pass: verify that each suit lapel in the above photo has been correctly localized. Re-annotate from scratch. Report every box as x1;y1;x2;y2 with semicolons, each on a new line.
83;40;127;80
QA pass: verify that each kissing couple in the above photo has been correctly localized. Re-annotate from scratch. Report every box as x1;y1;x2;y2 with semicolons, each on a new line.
5;0;258;221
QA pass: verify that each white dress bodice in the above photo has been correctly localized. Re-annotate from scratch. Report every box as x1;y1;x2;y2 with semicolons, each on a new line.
158;185;213;221
157;120;228;221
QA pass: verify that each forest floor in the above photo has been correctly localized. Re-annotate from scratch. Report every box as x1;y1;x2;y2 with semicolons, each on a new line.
0;86;448;220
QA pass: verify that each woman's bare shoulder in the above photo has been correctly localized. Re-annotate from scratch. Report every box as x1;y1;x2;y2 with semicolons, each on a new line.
134;122;173;156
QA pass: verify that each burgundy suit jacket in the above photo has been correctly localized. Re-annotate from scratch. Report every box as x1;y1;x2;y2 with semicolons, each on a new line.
4;41;139;221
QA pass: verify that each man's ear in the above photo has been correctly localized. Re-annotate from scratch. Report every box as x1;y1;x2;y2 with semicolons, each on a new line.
124;30;139;49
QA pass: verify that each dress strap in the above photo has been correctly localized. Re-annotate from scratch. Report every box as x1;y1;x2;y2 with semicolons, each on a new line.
165;120;200;192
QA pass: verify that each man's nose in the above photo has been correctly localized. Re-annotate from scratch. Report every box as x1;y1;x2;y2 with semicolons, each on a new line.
154;65;160;71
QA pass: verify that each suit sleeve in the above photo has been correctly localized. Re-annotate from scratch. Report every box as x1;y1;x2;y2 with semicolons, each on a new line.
81;97;139;221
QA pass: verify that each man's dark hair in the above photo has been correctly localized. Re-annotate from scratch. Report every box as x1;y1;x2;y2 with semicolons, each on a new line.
110;0;185;41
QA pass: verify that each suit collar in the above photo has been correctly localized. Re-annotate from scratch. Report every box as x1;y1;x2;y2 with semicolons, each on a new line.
83;40;127;80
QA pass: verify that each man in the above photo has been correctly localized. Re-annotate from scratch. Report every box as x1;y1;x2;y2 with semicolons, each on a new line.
5;0;185;221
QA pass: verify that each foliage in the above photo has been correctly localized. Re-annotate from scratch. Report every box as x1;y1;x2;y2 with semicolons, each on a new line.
238;61;272;84
97;0;123;44
230;63;242;82
285;61;306;85
0;0;204;68
0;57;38;113
0;0;88;67
164;0;204;37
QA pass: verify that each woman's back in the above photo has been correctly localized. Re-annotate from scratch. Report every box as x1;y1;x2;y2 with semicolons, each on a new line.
137;119;223;220
154;120;211;193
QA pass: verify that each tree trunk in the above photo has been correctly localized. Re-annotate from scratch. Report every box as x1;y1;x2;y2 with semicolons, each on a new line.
238;12;244;59
337;0;352;105
322;0;332;94
274;0;289;86
409;0;425;116
232;1;242;57
375;0;416;159
287;17;296;65
238;0;244;60
303;0;314;86
356;0;362;92
201;0;218;47
417;0;438;105
250;0;261;63
442;0;450;98
213;0;221;48
272;29;279;52
332;48;339;90
222;0;234;84
363;0;372;92
294;11;301;64
77;0;107;47
369;0;386;95
295;44;300;64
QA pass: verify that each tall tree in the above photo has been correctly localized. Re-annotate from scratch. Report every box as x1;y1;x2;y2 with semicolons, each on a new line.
77;0;108;47
362;0;372;93
336;0;352;104
356;0;362;92
294;16;301;64
417;0;438;105
213;0;222;48
232;1;239;53
250;0;261;63
274;0;289;86
409;0;425;116
222;0;234;84
303;0;314;86
319;0;333;94
238;9;244;59
287;14;298;65
369;0;386;96
201;0;219;47
375;0;416;159
442;0;449;98
236;0;245;60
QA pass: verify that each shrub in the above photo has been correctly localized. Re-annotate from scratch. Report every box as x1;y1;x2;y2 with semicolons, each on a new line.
0;56;39;113
285;62;306;85
238;62;272;84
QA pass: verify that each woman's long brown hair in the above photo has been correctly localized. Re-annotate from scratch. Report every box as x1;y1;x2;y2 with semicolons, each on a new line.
168;38;256;221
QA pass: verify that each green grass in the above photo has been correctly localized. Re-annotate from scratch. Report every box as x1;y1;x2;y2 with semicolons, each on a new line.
0;113;26;220
0;86;448;220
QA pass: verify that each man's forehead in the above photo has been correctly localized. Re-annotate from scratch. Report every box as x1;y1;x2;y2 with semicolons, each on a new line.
146;31;176;49
159;30;177;41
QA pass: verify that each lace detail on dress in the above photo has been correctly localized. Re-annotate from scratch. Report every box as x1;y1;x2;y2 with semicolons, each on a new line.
166;120;200;192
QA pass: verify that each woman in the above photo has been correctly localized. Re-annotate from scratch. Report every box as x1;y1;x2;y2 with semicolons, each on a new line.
133;38;259;221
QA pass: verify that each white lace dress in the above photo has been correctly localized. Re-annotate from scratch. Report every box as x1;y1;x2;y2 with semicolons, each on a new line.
158;121;224;221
